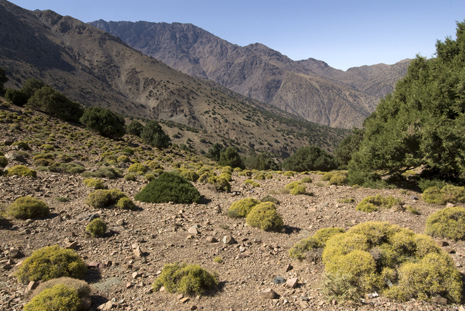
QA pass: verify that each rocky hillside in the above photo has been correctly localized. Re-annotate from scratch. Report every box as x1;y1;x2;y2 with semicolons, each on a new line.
0;101;463;311
90;20;410;128
0;0;348;157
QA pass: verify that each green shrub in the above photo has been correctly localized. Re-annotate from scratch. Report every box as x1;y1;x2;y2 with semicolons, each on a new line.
218;147;244;168
418;178;449;192
27;86;83;123
56;196;70;203
8;196;49;219
147;161;162;170
79;107;125;138
260;195;280;205
117;155;129;163
85;189;134;209
244;179;260;187
16;245;87;283
329;173;348;186
6;165;36;177
321;172;335;181
301;177;313;183
83;178;104;189
124;173;137;181
126;120;144;136
289;227;345;261
0;155;7;167
283;181;308;195
152;262;218;296
245;202;284;232
356;195;402;213
116;197;137;210
128;163;147;174
322;221;462;303
213;257;223;264
227;198;261;218
208;175;231;192
24;284;83;311
426;207;465;240
145;173;155;181
5;88;28;106
135;172;200;204
86;218;107;237
284;171;295;177
30;277;91;310
140;120;170;149
282;145;338;172
20;78;46;98
40;144;54;151
81;167;121;179
12;141;30;150
49;162;85;174
337;197;355;203
405;205;420;215
180;170;199;182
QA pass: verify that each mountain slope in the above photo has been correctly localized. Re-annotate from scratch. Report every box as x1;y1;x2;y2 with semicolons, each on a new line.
90;20;410;128
0;0;347;157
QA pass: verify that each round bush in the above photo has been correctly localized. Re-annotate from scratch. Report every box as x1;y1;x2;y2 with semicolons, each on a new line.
128;163;147;174
0;155;8;167
6;165;36;177
422;185;465;205
356;195;402;213
135;172;200;204
245;202;284;232
426;206;465;240
16;245;87;283
29;277;91;310
86;218;107;237
289;227;345;260
83;178;104;189
116;197;137;210
152;262;218;295
79;107;125;138
124;173;137;181
180;170;199;182
321;221;462;303
117;155;129;163
329;173;348;186
227;198;261;218
8;196;49;219
85;189;129;209
24;284;83;311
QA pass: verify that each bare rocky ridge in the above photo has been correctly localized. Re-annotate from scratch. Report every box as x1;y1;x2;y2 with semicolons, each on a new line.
0;106;463;311
90;20;410;128
0;0;348;156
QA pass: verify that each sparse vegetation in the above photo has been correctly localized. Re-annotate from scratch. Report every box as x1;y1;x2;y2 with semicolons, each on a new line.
8;196;49;219
85;189;135;209
245;202;284;232
86;218;107;237
426;207;465;240
24;284;83;311
6;165;36;177
227;198;260;218
356;195;402;213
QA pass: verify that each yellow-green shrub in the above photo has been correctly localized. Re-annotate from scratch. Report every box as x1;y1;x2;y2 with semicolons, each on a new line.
245;202;284;232
254;172;265;180
301;176;312;183
85;189;135;209
0;155;7;167
16;245;87;283
322;221;462;303
180;170;199;182
228;198;261;218
24;284;83;311
124;173;137;181
116;197;136;210
117;155;129;163
146;160;162;170
329;173;348;186
283;171;295;177
6;165;37;177
422;185;465;205
208;175;231;192
289;227;345;260
426;206;465;240
30;277;91;310
321;172;335;181
145;173;155;181
152;262;218;296
356;195;402;212
83;178;104;189
85;218;107;237
128;163;147;173
8;196;49;219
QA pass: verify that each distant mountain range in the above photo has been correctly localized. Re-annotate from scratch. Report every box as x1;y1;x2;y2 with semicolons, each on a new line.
90;20;410;128
0;0;348;157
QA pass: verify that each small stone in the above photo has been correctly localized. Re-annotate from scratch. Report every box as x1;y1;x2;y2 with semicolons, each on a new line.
177;294;184;300
458;306;465;311
188;227;199;235
286;278;298;288
431;295;447;305
132;272;140;279
126;282;133;288
180;297;190;303
273;276;285;284
222;235;236;245
437;240;449;247
98;301;114;310
190;305;198;310
285;264;293;272
65;241;79;250
27;281;38;292
260;288;278;299
446;202;455;208
9;248;22;258
132;244;143;257
206;236;218;243
300;301;309;308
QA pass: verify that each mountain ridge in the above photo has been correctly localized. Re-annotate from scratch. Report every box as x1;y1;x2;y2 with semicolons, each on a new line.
90;19;410;128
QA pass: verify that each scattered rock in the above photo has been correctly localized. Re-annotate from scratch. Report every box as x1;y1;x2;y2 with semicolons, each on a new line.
206;236;218;243
286;278;298;288
260;288;278;299
273;276;285;284
222;235;236;245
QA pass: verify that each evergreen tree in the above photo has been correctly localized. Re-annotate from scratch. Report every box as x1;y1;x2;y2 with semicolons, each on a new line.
126;120;144;136
219;147;244;168
206;143;224;161
282;146;337;172
21;78;47;98
348;21;465;184
334;128;365;168
140;120;170;149
0;66;8;96
79;107;125;138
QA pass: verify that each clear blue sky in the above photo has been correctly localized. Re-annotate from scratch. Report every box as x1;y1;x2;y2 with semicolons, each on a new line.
7;0;465;70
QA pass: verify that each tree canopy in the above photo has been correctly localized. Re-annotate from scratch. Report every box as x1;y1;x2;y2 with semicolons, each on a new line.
79;107;125;138
348;21;465;184
0;66;8;96
282;145;338;172
140;120;170;149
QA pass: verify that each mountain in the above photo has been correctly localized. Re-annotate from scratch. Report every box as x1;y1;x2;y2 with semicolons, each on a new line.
0;0;348;157
90;20;410;128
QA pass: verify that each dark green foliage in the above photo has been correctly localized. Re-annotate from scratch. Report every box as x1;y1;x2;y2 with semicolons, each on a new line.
27;86;83;122
282;145;338;172
334;128;364;168
218;147;244;168
21;78;47;98
349;21;465;183
5;89;28;106
126;120;144;136
206;143;224;161
0;66;7;96
79;107;125;138
152;262;218;296
140;120;170;148
135;172;200;204
244;152;279;170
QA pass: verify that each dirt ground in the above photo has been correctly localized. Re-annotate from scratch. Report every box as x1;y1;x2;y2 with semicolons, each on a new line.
1;168;464;311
